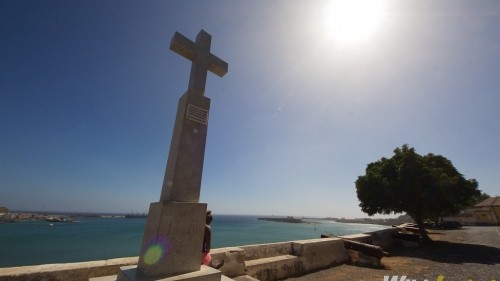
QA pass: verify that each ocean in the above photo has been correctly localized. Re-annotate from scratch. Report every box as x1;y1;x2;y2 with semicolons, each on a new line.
0;215;388;268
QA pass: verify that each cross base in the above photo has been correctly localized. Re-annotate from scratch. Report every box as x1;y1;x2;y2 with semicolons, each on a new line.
116;265;222;281
137;202;207;278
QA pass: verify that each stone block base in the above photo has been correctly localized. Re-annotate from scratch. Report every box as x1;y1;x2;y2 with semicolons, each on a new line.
292;238;348;272
210;247;246;278
137;202;207;278
117;265;221;281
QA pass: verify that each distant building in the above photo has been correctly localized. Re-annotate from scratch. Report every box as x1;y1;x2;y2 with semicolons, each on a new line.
0;207;9;219
442;209;476;226
470;196;500;225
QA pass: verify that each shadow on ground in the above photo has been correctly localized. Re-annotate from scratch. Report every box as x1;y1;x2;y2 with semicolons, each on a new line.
390;240;500;265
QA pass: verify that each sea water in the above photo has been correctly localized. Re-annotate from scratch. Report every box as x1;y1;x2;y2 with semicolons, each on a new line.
0;215;388;267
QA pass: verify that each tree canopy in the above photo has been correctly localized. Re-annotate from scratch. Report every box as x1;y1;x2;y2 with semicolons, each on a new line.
355;145;480;241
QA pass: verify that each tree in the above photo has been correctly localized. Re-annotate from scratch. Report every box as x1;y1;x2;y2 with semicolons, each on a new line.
472;191;490;205
355;145;480;242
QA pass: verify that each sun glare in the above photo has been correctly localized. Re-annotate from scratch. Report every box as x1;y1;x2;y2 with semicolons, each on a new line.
322;0;387;46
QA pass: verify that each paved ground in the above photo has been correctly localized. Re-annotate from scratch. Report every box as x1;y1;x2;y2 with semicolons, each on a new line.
287;226;500;281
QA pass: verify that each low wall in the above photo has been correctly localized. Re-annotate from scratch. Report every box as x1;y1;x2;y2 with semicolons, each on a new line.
0;257;137;281
0;229;396;281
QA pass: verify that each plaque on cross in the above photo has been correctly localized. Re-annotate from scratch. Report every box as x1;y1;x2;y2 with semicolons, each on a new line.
170;30;228;96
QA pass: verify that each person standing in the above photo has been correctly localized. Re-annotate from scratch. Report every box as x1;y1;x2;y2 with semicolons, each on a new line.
202;210;224;269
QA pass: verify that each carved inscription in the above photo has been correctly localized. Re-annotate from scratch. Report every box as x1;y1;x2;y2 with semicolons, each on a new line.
167;220;198;234
185;103;209;125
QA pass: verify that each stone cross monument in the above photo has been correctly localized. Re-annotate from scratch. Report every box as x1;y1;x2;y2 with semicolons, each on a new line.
117;30;227;281
160;30;228;203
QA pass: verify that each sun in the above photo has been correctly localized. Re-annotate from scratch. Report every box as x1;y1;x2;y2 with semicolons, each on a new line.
322;0;387;46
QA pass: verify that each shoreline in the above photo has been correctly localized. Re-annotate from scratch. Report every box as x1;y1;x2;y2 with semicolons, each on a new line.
2;210;410;227
321;215;413;226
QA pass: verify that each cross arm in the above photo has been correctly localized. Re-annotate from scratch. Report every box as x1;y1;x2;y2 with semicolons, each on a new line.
170;32;197;61
208;53;228;77
169;30;228;95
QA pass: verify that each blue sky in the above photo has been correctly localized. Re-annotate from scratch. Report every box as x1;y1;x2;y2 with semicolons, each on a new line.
1;1;499;218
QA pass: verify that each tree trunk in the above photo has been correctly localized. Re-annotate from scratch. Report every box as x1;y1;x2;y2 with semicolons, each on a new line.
415;217;432;244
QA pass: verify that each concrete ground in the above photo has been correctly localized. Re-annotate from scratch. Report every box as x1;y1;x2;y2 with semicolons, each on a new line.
286;226;500;281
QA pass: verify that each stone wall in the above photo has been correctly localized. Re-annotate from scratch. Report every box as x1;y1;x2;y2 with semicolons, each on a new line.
0;229;396;281
0;257;138;281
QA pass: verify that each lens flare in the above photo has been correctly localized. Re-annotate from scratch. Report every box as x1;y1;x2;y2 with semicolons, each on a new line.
144;244;164;265
142;235;172;265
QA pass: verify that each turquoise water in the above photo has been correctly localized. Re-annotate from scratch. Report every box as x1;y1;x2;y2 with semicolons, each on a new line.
0;215;387;267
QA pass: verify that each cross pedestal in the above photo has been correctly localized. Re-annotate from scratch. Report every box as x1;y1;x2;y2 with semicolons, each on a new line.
117;265;222;281
116;201;214;281
114;29;228;281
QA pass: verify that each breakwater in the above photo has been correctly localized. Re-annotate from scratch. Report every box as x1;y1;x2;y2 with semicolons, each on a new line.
257;217;305;223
